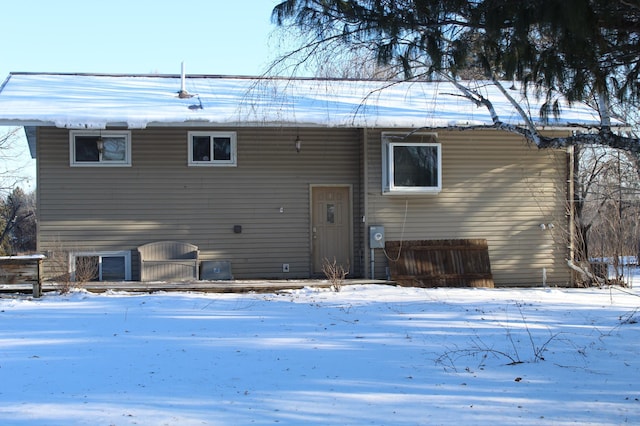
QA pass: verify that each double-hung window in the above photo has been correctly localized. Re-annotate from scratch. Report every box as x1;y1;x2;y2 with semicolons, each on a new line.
188;131;237;166
382;133;442;194
70;130;131;167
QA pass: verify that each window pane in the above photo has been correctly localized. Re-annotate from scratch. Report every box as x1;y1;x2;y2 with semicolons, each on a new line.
213;137;231;161
75;136;100;162
102;137;126;161
327;204;335;224
192;136;211;161
393;145;438;187
102;256;126;281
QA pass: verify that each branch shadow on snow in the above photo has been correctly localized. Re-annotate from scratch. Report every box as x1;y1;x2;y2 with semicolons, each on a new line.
0;287;637;424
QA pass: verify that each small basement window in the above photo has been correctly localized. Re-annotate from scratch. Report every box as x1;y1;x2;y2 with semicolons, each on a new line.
188;131;237;166
382;133;442;194
69;251;131;282
70;130;131;167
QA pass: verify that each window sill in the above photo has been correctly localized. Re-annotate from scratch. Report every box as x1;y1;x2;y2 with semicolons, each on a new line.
383;188;442;195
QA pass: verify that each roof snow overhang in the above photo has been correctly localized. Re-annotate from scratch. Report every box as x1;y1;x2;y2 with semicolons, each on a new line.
0;72;619;132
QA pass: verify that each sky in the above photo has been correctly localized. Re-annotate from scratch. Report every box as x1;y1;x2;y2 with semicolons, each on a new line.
0;0;285;190
0;0;283;78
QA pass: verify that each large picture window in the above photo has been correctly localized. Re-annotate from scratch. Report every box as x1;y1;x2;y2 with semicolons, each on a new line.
188;131;237;166
70;130;131;167
382;134;442;194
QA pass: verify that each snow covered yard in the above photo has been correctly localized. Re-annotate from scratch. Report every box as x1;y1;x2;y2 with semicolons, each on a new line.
0;285;638;425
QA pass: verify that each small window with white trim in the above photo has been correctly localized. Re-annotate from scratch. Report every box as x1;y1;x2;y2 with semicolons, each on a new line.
70;130;131;167
69;251;131;282
188;131;237;166
382;133;442;194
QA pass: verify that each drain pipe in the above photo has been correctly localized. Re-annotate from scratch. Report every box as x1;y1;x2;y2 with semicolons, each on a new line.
370;248;375;279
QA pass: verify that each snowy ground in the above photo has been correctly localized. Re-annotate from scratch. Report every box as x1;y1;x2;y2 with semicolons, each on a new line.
0;284;639;425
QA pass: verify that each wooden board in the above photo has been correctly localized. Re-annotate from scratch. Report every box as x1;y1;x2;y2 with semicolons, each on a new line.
386;239;494;288
0;256;45;297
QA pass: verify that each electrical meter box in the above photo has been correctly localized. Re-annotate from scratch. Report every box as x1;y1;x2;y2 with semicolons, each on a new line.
369;226;385;249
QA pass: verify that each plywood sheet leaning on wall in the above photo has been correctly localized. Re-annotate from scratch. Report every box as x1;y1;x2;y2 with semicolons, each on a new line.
386;239;494;288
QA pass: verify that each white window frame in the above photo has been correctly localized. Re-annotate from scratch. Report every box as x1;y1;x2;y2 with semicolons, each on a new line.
188;131;237;167
382;133;442;194
69;130;132;167
69;250;132;281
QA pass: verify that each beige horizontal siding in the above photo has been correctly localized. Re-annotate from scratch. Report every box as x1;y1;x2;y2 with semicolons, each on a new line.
366;129;570;287
37;127;363;279
37;125;570;286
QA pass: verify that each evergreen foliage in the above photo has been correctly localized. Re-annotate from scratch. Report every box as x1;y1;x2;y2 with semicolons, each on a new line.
0;188;36;255
272;0;640;150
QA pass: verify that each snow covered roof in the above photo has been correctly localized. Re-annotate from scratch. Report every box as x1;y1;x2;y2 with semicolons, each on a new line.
0;72;613;130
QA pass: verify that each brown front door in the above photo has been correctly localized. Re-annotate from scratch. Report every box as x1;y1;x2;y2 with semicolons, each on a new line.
311;186;351;275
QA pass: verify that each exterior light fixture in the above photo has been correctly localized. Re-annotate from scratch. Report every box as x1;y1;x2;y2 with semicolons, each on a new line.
295;136;301;153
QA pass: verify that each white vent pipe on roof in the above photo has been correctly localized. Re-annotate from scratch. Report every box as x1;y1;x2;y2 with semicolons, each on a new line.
181;62;186;92
178;61;191;98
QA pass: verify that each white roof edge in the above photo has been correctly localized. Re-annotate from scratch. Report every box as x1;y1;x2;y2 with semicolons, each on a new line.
0;119;55;126
537;125;631;131
0;119;626;132
1;119;623;131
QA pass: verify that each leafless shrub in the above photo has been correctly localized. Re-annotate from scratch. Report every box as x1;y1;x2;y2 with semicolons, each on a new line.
74;255;98;284
322;257;349;292
619;308;640;325
45;239;97;294
573;146;640;287
435;302;562;371
45;245;73;294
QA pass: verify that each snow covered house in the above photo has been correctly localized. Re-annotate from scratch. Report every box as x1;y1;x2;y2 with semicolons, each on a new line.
0;72;609;286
